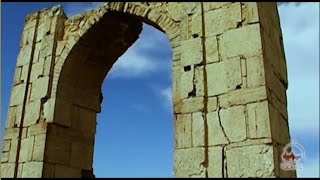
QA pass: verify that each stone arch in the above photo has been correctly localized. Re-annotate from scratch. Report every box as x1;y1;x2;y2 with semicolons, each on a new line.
1;2;296;178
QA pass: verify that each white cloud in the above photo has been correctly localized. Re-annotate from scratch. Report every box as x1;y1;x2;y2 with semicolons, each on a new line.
107;23;172;79
148;84;173;110
107;45;160;79
160;87;173;108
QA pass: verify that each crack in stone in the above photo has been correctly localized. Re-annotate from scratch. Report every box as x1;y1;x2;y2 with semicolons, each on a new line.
217;108;230;143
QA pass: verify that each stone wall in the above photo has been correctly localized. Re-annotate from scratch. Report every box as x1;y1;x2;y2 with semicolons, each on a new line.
1;2;295;178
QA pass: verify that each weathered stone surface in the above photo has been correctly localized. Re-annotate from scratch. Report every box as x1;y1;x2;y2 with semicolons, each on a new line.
226;145;275;177
247;55;266;88
208;146;223;177
205;36;219;63
204;3;241;36
1;152;9;162
8;139;18;163
3;140;11;152
24;100;41;127
174;148;206;177
9;83;27;106
45;135;71;165
4;128;19;140
16;44;33;66
219;23;262;59
207;57;242;96
13;67;22;85
19;137;34;162
70;142;93;170
30;76;49;101
175;114;192;148
175;97;204;114
28;122;47;136
192;112;205;147
194;66;204;96
207;97;217;112
220;106;247;142
207;111;229;146
32;134;46;161
1;163;15;177
180;66;194;99
55;165;80;178
30;61;44;82
241;2;259;25
181;38;203;66
203;2;232;12
219;86;268;108
247;101;272;139
22;162;43;177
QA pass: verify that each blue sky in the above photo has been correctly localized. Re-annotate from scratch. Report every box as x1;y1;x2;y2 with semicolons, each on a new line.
1;2;319;178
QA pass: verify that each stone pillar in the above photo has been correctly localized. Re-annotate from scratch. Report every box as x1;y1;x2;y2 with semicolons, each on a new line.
1;6;67;178
172;2;295;178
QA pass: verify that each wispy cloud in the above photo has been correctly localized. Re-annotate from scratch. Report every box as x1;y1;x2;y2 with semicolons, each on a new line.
108;23;172;79
148;84;173;111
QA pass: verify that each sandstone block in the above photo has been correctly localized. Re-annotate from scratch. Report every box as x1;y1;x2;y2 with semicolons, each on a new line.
247;100;272;139
45;135;71;165
220;105;247;142
174;147;206;177
1;162;15;177
3;140;11;152
24;100;41;127
175;114;192;148
180;66;194;99
207;57;242;96
22;161;43;177
219;86;267;108
192;112;205;147
9;83;27;106
175;97;204;114
8;139;18;163
207;97;218;112
30;61;44;82
241;2;259;25
226;144;275;177
205;3;241;36
181;38;203;66
247;55;266;88
19;137;34;162
1;152;9;162
207;111;229;146
219;23;262;59
70;142;93;170
205;36;219;63
16;44;33;66
30;76;49;101
194;66;204;96
203;2;232;12
55;165;81;178
32;134;46;161
208;146;223;177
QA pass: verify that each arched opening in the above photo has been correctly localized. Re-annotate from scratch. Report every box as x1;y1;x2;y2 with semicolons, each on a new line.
93;23;173;177
53;11;174;177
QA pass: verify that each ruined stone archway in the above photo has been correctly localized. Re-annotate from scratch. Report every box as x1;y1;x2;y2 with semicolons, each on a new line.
1;2;296;178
